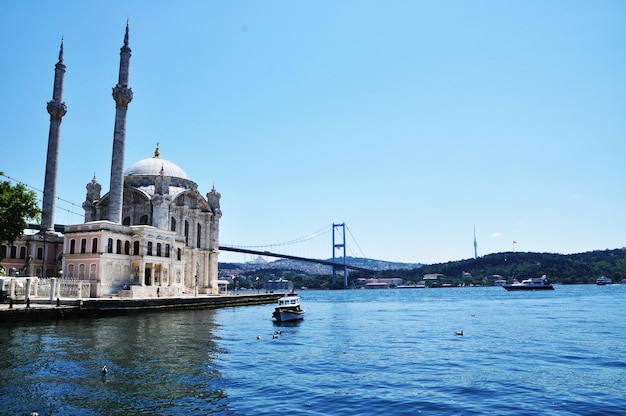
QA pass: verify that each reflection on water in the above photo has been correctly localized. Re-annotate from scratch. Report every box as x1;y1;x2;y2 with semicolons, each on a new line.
0;309;228;416
3;286;626;415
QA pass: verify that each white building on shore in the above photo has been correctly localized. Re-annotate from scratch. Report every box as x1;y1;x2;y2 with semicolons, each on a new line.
2;23;222;298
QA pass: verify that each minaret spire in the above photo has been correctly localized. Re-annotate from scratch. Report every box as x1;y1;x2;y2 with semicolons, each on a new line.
41;38;68;232
107;21;134;223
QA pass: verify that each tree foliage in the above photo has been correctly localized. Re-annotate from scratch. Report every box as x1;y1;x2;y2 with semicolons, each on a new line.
0;173;41;256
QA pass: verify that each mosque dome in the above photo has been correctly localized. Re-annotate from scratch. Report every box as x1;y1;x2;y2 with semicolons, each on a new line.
124;145;189;179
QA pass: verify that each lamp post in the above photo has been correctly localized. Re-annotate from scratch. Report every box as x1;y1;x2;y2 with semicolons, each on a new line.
194;273;198;297
256;277;260;294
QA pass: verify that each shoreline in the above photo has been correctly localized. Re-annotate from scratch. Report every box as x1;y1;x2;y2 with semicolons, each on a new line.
0;293;283;323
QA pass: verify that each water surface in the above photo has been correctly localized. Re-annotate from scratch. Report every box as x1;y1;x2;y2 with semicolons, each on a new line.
1;285;625;415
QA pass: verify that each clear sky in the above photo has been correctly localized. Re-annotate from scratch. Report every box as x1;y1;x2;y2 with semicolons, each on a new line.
1;1;624;264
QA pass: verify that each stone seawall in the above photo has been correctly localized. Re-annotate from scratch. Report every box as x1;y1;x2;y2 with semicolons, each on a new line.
0;293;283;323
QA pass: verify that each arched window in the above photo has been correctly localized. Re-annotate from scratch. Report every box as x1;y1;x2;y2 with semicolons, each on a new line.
177;248;181;261
139;214;149;225
124;241;130;255
165;244;170;257
37;247;43;260
147;242;153;256
116;239;122;254
133;241;140;256
156;243;162;257
122;216;131;226
197;224;201;248
78;264;85;278
19;246;26;259
184;221;189;246
80;238;87;254
70;239;76;255
92;238;98;253
171;217;176;232
10;246;17;258
107;238;113;253
0;245;6;259
68;264;74;278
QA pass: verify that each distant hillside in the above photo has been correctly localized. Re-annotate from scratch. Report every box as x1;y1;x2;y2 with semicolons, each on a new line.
219;248;626;288
377;248;626;285
219;256;420;275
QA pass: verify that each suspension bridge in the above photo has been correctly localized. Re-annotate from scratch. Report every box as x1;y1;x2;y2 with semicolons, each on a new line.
220;223;376;288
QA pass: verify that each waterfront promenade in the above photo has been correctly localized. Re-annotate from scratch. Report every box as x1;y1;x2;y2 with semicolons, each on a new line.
0;292;283;322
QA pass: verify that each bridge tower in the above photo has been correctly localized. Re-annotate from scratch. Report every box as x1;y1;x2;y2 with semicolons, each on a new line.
332;223;348;288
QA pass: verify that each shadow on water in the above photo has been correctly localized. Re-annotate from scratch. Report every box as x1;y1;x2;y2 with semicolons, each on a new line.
0;309;234;416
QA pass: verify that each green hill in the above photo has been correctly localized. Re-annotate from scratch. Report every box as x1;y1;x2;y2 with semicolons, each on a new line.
376;248;626;285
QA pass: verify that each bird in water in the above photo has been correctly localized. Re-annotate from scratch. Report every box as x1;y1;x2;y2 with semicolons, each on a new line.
101;365;108;376
455;330;464;336
256;334;261;340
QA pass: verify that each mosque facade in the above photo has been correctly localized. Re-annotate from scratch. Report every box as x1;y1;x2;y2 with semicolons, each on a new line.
1;23;222;298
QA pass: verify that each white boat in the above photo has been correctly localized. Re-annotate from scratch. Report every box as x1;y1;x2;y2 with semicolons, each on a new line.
596;276;612;285
503;275;554;291
272;293;305;322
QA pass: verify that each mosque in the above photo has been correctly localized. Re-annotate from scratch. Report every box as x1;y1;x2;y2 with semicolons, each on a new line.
1;23;222;298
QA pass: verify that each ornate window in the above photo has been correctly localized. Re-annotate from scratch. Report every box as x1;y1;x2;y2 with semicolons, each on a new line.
124;241;130;255
116;239;122;254
133;241;140;256
70;239;76;255
80;238;87;254
147;242;153;256
107;238;113;253
92;238;98;253
157;243;162;257
171;217;176;232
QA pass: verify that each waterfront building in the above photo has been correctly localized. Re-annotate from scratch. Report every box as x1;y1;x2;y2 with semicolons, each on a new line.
2;23;222;298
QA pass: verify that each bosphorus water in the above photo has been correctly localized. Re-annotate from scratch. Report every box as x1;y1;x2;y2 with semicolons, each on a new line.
1;285;625;415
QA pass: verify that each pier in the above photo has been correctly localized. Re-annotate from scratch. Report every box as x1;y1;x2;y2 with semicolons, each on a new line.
0;293;283;323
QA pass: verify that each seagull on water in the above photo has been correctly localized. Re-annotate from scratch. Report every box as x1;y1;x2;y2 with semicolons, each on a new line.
101;365;108;376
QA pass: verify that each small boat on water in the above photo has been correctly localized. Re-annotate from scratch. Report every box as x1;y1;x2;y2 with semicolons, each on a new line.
272;292;305;322
596;276;612;285
503;275;554;291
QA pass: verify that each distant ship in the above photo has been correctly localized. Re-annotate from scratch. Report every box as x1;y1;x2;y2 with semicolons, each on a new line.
596;276;612;285
503;275;554;291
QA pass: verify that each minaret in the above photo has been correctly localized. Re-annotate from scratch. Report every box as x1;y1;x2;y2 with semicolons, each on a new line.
107;21;133;223
41;38;68;232
473;226;478;259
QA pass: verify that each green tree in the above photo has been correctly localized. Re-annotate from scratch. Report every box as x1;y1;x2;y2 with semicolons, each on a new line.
0;172;41;260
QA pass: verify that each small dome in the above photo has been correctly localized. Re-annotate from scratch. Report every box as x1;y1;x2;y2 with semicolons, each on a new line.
125;157;188;179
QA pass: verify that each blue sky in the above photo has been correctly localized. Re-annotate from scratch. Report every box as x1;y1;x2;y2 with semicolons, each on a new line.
1;1;624;264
